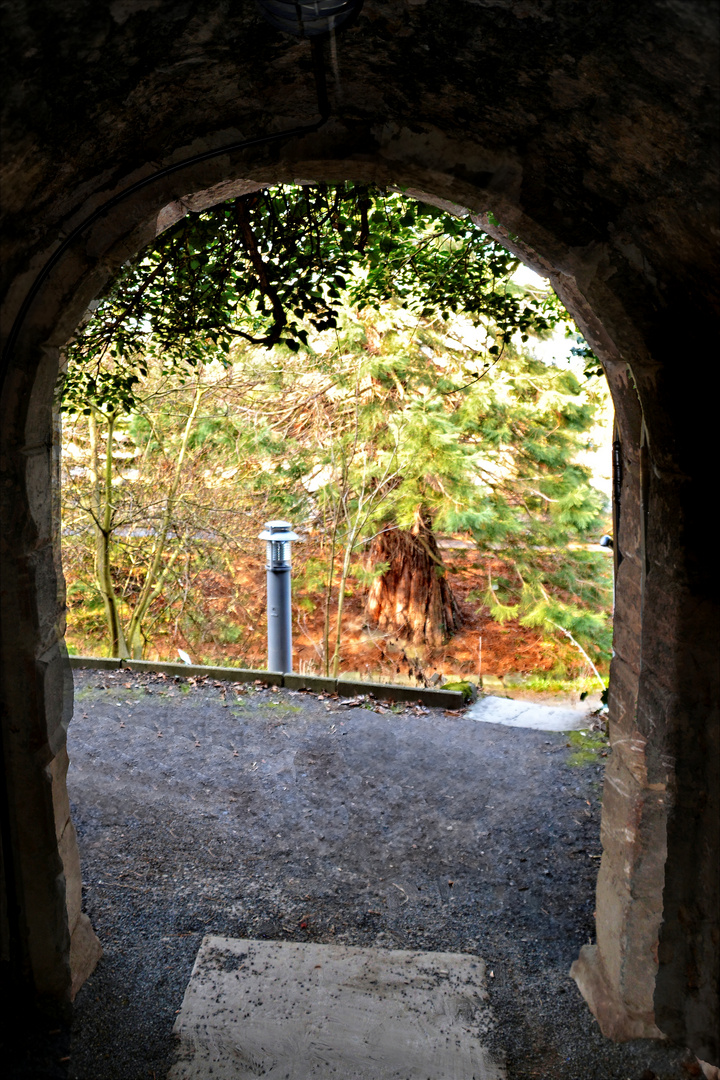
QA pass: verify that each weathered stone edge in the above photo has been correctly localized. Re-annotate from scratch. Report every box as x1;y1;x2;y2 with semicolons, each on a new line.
68;656;466;709
570;943;666;1042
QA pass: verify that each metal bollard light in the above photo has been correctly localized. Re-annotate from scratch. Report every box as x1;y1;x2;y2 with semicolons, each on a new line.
259;520;300;673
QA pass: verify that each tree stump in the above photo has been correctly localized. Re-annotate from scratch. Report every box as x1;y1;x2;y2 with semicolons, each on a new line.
366;508;461;646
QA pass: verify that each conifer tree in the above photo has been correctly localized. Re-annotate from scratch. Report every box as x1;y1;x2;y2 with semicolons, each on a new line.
306;307;611;657
59;183;611;669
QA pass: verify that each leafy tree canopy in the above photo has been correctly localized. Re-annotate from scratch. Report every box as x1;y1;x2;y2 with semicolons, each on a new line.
61;184;594;416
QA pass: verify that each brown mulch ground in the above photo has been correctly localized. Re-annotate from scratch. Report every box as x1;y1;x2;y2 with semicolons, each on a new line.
66;543;586;685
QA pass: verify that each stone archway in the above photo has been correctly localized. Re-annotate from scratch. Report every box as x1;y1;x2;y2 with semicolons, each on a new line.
1;0;717;1065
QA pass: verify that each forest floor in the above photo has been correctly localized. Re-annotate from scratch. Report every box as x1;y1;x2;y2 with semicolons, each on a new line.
51;667;694;1080
65;540;612;703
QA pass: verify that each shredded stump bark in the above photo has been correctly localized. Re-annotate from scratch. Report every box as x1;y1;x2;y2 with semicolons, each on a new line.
367;509;461;647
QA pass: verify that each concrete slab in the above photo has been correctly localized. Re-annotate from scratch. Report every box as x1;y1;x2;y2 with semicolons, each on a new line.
466;694;588;732
169;936;505;1080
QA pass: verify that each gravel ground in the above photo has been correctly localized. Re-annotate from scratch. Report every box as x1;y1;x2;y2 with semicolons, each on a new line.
40;668;697;1079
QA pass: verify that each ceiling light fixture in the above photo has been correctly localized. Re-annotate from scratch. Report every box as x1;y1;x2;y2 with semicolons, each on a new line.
255;0;364;39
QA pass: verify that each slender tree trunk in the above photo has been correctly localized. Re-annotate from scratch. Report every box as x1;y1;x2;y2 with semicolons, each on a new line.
366;507;461;647
323;496;341;677
89;410;128;657
331;523;359;678
125;383;203;658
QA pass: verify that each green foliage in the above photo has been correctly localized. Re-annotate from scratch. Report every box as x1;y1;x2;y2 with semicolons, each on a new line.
211;303;612;665
60;183;611;672
59;185;579;417
440;680;478;702
213;620;245;645
294;558;329;612
566;728;609;767
64;565;113;651
521;673;602;695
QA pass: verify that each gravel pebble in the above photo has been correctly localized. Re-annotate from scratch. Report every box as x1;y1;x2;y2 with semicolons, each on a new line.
52;669;695;1079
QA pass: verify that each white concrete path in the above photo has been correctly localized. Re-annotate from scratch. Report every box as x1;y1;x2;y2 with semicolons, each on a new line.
467;694;590;732
169;936;506;1080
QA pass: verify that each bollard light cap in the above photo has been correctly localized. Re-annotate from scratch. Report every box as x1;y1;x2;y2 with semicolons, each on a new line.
259;520;301;542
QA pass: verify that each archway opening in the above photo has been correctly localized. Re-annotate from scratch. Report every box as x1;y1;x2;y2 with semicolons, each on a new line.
56;185;656;1080
1;143;693;1073
58;183;614;699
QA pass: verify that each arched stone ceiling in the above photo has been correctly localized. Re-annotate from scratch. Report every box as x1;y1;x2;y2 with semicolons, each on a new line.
1;0;717;314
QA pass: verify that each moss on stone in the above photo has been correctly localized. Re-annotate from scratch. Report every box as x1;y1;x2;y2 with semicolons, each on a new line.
566;729;608;767
440;680;477;703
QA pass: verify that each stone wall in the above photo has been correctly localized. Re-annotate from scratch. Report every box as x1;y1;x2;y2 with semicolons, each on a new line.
1;0;718;1061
